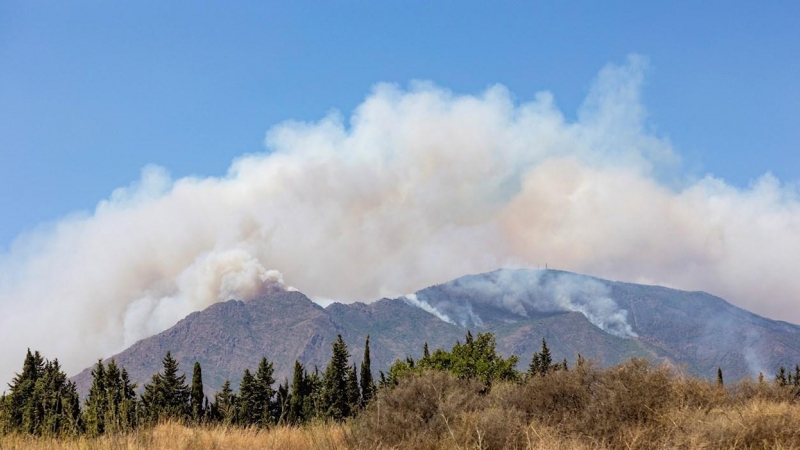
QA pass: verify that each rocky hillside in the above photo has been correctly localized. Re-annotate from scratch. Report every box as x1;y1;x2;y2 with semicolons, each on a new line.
71;269;800;396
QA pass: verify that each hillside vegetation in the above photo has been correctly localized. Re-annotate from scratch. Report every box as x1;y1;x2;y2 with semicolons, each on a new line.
3;331;800;449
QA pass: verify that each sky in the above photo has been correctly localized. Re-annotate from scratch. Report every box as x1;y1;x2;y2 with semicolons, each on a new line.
2;1;799;248
1;2;800;381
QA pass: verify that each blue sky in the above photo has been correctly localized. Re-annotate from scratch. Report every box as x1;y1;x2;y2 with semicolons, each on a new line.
1;1;799;249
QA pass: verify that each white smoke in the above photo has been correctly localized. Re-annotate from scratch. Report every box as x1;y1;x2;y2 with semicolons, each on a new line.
402;294;457;325
415;269;637;337
1;54;800;385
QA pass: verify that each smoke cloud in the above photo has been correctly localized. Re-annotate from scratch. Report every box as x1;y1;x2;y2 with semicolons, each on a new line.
415;270;637;338
1;55;799;384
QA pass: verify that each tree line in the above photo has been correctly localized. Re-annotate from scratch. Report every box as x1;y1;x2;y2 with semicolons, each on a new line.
3;330;799;437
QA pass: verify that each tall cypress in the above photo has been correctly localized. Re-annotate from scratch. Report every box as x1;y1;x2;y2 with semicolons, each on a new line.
359;335;375;406
190;362;204;422
717;367;724;387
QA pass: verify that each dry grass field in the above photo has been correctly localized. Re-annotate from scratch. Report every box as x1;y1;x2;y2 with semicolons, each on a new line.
5;360;800;449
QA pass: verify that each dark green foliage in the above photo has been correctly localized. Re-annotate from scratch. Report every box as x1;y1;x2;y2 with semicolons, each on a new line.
717;367;724;387
275;380;289;425
305;367;324;420
322;334;351;421
417;331;519;385
140;351;190;422
359;335;376;406
83;360;107;436
237;369;257;425
190;362;204;422
346;364;361;414
0;350;82;437
211;380;236;424
527;338;556;378
776;366;788;386
795;364;800;388
288;361;308;424
254;357;276;425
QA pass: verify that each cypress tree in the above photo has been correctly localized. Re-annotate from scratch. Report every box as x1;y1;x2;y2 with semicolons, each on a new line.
423;342;431;360
190;362;204;422
360;335;375;406
717;367;724;387
322;334;350;421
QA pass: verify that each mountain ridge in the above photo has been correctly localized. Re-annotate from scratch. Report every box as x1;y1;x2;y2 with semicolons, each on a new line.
71;269;800;397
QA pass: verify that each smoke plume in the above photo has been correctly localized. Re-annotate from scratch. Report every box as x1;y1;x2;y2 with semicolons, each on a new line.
1;55;799;384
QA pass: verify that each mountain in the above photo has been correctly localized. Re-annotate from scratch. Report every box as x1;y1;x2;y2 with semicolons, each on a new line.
71;269;800;396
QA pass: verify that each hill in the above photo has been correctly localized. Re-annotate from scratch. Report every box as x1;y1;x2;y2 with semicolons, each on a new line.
71;269;800;396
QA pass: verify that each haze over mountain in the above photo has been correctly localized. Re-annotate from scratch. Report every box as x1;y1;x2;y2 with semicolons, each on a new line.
4;56;800;389
71;269;800;397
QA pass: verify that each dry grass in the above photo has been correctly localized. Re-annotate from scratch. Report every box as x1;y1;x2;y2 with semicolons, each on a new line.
5;360;800;449
0;422;347;450
350;360;800;449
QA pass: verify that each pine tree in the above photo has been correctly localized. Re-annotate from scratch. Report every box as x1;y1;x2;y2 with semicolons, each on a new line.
539;338;553;375
527;353;541;378
140;351;189;422
254;357;276;426
795;364;800;388
212;380;236;424
776;366;788;386
190;362;204;422
84;360;107;436
275;380;290;425
360;335;376;406
423;342;431;360
288;360;307;424
119;368;137;431
237;369;257;426
4;350;45;434
322;334;350;421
